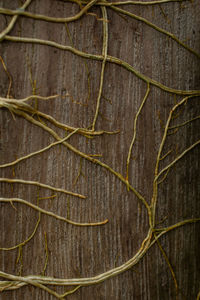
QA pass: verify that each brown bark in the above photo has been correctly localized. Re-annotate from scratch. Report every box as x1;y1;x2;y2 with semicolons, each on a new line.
0;0;200;299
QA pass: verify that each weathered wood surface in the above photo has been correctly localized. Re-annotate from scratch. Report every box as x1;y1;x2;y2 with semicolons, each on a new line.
0;0;200;299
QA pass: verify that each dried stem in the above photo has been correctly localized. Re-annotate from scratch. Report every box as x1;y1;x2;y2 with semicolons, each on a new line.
110;6;200;59
4;36;200;95
91;6;108;131
126;83;150;184
0;198;108;227
0;0;32;41
0;0;199;298
0;0;98;24
0;178;86;199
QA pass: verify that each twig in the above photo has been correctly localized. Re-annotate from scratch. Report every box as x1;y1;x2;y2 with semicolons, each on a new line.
0;0;32;41
0;0;98;24
0;178;86;199
4;35;200;95
126;83;150;184
0;198;108;227
91;6;108;130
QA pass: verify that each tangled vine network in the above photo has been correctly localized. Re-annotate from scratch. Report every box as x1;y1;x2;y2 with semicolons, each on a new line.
0;0;200;299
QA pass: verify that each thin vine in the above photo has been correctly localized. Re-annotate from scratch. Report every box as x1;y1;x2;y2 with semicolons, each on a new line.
0;0;199;298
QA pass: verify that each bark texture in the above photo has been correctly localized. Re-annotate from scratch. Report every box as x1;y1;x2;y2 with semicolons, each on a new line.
0;0;200;299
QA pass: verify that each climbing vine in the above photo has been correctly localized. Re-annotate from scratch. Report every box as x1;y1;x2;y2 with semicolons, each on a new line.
0;0;199;299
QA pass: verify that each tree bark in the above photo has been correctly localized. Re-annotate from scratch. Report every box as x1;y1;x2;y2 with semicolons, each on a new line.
0;0;200;299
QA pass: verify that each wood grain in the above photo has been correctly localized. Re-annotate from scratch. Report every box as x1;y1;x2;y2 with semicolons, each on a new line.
0;0;199;299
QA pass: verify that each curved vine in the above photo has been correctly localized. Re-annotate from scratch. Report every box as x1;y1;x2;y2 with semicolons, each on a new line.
0;0;199;298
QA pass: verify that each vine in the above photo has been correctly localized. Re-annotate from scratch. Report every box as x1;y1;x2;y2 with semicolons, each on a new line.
0;0;199;299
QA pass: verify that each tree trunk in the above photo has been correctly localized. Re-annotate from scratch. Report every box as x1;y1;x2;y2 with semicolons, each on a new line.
0;0;200;299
